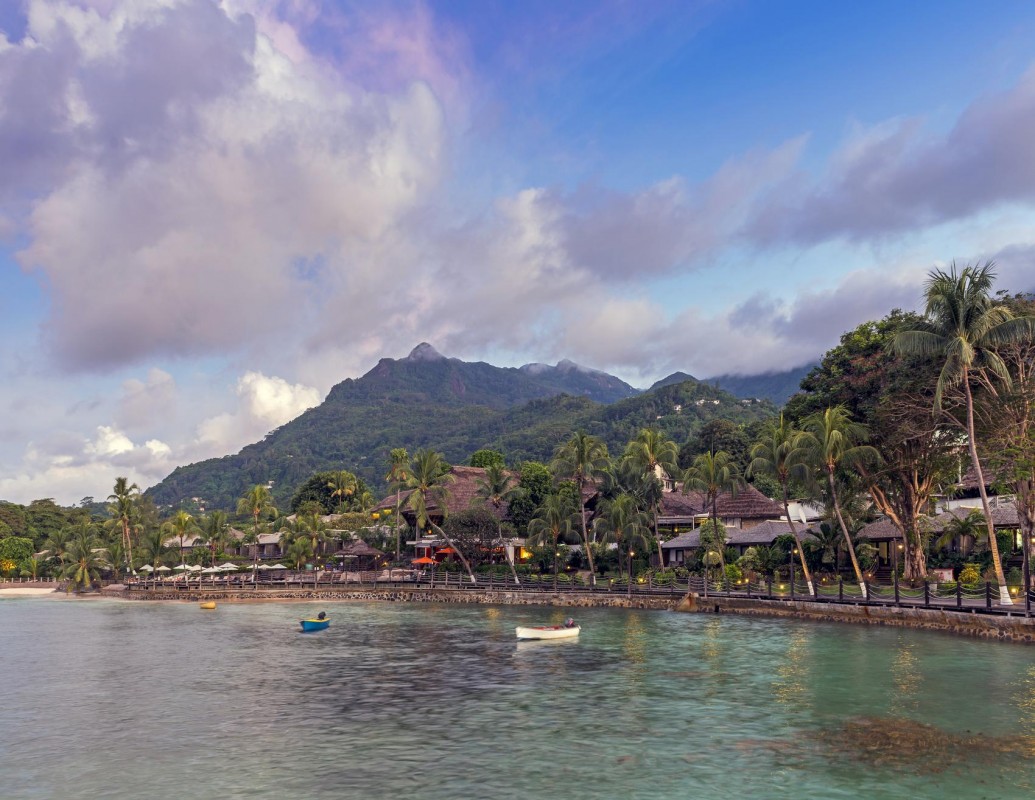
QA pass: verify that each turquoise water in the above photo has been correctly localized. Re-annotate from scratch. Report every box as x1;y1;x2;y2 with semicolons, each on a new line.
2;598;1035;799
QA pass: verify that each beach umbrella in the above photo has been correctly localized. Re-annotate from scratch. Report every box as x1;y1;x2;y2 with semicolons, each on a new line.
201;567;221;574
269;564;287;570
189;564;203;572
256;564;270;571
156;565;172;573
412;556;435;565
172;563;191;571
218;562;238;570
139;565;154;573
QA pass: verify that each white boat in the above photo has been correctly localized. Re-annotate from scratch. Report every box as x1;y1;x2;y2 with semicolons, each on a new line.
515;619;580;641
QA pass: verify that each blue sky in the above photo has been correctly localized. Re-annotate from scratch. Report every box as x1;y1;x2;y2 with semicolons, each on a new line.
2;0;1035;504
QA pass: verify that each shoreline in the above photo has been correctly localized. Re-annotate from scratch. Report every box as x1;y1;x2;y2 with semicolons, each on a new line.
92;585;1035;642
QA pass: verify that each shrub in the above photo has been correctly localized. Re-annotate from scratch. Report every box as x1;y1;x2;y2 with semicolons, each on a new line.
958;563;982;587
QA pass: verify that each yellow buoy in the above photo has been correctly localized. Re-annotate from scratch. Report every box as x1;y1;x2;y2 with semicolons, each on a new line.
199;601;217;610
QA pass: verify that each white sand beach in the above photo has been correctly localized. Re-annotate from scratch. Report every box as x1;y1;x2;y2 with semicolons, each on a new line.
0;587;59;597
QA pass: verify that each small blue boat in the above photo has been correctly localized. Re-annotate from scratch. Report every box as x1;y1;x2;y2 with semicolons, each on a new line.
299;617;329;632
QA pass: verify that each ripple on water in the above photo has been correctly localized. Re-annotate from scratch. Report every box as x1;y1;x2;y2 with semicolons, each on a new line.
2;600;1035;799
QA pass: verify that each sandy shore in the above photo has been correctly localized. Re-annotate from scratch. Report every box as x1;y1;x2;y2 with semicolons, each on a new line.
0;587;60;597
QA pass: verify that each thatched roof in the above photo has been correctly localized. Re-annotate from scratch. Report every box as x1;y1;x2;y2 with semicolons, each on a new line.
855;517;903;541
661;520;817;549
675;484;785;520
374;465;514;520
337;540;383;558
929;503;1018;531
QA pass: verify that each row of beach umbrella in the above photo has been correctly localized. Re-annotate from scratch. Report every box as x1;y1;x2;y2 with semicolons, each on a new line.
138;563;288;574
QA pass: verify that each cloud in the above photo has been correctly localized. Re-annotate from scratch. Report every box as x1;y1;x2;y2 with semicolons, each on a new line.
195;370;320;452
117;368;176;431
10;0;449;370
746;68;1035;245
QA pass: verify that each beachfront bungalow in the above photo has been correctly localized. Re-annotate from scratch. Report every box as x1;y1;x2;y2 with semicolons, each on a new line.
661;520;818;566
656;484;786;537
374;465;524;564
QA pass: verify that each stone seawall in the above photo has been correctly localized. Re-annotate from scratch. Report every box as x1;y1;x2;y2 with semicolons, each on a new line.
698;596;1035;643
111;586;1035;642
119;586;677;610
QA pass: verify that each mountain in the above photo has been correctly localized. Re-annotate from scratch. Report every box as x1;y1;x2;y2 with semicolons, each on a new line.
704;365;815;405
146;346;775;511
647;371;698;392
518;358;638;403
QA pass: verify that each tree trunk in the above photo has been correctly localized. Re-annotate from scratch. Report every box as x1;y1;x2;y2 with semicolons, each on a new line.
432;523;476;583
964;376;1011;603
578;480;596;585
903;516;927;581
653;508;665;571
782;487;814;596
500;519;520;585
828;471;867;597
711;497;727;584
394;489;402;562
123;519;134;576
1017;476;1035;590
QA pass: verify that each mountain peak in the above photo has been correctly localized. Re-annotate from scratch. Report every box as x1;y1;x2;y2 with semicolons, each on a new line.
405;342;446;362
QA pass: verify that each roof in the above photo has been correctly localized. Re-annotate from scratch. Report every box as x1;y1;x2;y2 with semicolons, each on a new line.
336;540;383;557
661;521;817;549
929;502;1019;531
673;483;785;520
856;517;903;541
375;465;515;520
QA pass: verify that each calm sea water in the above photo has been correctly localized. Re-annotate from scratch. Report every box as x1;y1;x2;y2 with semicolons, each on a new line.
2;597;1035;799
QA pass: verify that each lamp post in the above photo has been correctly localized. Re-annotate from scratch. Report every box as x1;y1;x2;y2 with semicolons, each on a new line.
1024;533;1032;618
628;550;634;597
789;548;797;599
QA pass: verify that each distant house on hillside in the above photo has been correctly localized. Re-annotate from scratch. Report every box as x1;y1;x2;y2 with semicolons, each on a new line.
373;465;513;529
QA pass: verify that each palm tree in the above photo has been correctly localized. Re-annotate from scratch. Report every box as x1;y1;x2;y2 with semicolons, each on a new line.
164;510;198;576
893;262;1035;604
405;449;476;583
593;493;651;586
327;470;359;513
139;527;167;587
748;415;816;596
682;450;744;584
552;431;608;585
697;518;729;580
798;407;879;597
474;462;521;584
527;493;578;581
198;511;229;567
623;428;679;566
285;537;314;572
62;521;103;593
108;477;140;575
299;512;331;561
933;509;987;554
237;485;278;583
386;448;410;562
804;522;842;576
44;527;72;572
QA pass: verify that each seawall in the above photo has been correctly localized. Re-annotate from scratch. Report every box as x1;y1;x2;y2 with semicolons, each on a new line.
108;586;1035;643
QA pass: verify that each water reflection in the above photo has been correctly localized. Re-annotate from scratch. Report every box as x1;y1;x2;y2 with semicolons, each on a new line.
3;600;1035;799
772;627;811;711
891;636;921;712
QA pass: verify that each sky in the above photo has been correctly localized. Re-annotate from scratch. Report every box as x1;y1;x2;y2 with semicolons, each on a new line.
3;0;1035;506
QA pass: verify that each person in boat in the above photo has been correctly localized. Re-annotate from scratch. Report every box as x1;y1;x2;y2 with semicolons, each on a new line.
564;618;575;628
317;611;326;620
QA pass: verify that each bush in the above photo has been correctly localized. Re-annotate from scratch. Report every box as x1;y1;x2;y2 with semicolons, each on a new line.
958;563;982;587
724;563;743;585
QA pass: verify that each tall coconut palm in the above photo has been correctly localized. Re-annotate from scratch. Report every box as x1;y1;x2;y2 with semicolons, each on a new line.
797;407;879;597
299;512;331;561
237;485;278;583
593;493;651;584
623;428;679;567
386;448;410;561
139;526;167;588
62;521;103;593
198;511;229;567
748;415;816;596
552;431;608;585
893;262;1035;604
527;493;578;581
165;510;198;575
44;527;72;572
682;450;744;584
474;462;521;584
107;477;140;575
326;470;359;514
405;450;475;583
